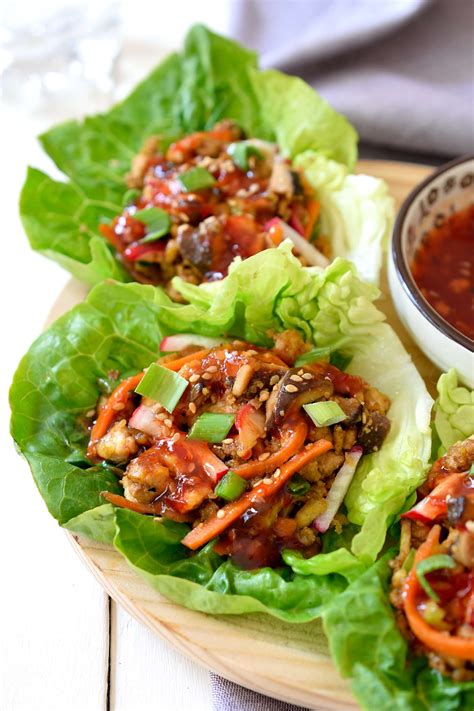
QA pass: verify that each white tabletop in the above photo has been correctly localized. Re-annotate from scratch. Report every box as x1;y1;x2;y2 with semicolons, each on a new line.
0;5;237;709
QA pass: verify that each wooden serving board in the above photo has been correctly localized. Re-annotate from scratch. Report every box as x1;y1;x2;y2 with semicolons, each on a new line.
48;161;437;710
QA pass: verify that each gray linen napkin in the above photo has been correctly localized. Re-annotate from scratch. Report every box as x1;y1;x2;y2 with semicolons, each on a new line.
229;0;474;158
209;2;473;709
211;674;311;711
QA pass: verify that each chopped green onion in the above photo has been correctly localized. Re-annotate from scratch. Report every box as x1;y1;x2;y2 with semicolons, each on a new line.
402;548;415;573
294;347;331;367
330;350;353;371
416;554;456;602
178;167;216;192
303;401;347;427
122;188;141;207
187;413;235;443
215;471;247;501
470;463;474;475
421;600;448;629
286;473;311;496
133;207;171;243
135;363;188;413
227;141;263;171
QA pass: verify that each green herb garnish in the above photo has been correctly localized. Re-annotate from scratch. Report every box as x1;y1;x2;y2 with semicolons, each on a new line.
134;207;171;243
303;401;347;427
135;363;188;413
178;167;216;192
416;554;456;602
187;413;235;443
227;141;263;171
287;473;311;496
294;347;331;367
215;471;247;501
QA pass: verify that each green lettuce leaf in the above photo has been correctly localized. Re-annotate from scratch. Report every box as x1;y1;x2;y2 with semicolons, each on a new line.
433;369;474;453
10;245;432;621
20;25;392;286
294;153;394;282
113;509;346;621
322;555;474;710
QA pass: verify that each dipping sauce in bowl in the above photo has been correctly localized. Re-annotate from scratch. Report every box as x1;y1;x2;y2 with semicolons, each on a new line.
411;205;473;340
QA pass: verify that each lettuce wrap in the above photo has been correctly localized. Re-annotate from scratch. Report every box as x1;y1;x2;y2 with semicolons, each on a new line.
322;372;474;710
10;244;432;624
20;25;393;287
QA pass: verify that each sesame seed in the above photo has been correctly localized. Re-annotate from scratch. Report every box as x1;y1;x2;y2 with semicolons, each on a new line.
189;373;200;383
222;438;233;445
246;350;258;356
252;478;262;487
112;403;125;411
86;409;95;418
172;432;181;442
207;365;218;373
284;384;299;393
302;373;313;380
298;369;304;375
254;380;264;389
259;390;269;402
202;372;212;380
258;452;271;461
216;510;225;519
164;418;173;427
157;413;167;420
263;477;272;485
188;402;197;414
290;374;303;382
274;468;281;478
279;409;285;417
202;387;210;396
270;375;280;386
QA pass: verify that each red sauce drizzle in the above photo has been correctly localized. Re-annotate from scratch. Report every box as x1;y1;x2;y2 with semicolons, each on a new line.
411;205;474;340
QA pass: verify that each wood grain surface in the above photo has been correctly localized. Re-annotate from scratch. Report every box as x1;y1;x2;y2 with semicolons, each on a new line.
49;160;435;710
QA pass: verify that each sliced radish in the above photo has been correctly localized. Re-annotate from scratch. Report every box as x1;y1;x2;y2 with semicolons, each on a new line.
160;334;226;353
124;241;166;262
181;439;228;483
265;218;329;268
314;446;363;532
402;471;471;523
129;405;166;437
235;403;266;459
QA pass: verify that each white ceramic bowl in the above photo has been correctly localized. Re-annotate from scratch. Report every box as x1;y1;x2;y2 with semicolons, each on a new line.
388;155;473;388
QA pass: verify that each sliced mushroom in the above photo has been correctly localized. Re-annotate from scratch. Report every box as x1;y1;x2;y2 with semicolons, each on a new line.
358;412;391;453
266;368;333;429
334;396;363;425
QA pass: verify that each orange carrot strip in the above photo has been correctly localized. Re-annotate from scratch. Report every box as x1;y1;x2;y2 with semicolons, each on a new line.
87;373;144;459
403;525;474;661
304;200;320;240
233;414;308;480
160;350;210;372
101;491;161;514
181;438;333;550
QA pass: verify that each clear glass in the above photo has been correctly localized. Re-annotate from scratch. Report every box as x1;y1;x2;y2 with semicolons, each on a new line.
0;0;121;115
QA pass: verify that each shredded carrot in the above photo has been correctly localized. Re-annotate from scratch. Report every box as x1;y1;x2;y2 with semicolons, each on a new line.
233;414;308;480
87;373;144;460
403;525;474;660
101;491;161;514
304;200;320;240
160;350;210;372
181;438;333;550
